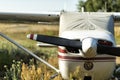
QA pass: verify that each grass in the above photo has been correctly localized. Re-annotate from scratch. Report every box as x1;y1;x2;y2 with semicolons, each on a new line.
0;22;120;79
0;22;60;79
115;26;120;44
0;22;58;47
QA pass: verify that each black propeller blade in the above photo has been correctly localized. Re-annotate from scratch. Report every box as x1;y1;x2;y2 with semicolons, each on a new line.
27;34;120;57
97;44;120;56
27;34;82;49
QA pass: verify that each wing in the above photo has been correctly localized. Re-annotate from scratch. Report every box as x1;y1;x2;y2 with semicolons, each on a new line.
0;11;60;22
0;11;120;22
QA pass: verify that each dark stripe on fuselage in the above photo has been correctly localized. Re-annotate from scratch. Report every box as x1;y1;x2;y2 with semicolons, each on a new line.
58;55;116;62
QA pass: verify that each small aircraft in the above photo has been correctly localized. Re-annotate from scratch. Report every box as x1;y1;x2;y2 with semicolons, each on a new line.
0;11;120;80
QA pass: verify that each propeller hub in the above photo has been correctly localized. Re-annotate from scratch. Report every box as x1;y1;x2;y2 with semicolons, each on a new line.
82;38;97;58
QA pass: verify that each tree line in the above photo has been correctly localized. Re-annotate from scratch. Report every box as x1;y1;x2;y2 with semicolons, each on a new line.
77;0;120;12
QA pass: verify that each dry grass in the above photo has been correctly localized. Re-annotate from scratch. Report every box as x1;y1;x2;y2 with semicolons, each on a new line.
0;22;60;79
21;58;62;80
0;22;59;49
115;26;120;44
115;26;120;37
0;22;120;79
115;26;120;64
0;23;59;39
0;23;58;33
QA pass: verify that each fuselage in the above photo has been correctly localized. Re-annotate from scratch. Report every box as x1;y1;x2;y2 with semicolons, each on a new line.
58;30;116;80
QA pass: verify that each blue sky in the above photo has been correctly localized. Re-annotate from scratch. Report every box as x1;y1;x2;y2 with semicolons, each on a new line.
0;0;79;12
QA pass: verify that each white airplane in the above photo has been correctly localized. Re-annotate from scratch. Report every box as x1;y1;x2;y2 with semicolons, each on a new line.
0;11;120;80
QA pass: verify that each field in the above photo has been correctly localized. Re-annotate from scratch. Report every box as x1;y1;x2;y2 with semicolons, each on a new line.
115;25;120;45
0;22;120;79
0;22;61;80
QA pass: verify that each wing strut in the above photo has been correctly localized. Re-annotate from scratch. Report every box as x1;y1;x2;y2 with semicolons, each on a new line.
0;32;60;73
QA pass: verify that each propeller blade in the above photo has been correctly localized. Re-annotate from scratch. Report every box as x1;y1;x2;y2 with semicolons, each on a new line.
27;34;82;49
97;44;120;56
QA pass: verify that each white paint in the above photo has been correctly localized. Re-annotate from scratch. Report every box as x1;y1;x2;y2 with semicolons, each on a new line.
58;53;116;80
33;34;37;40
58;30;116;80
26;34;37;40
60;30;115;46
117;45;120;47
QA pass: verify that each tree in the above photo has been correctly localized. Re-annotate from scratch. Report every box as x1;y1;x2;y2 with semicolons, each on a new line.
77;0;120;12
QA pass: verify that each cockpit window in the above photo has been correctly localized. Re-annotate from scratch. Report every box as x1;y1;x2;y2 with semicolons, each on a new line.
98;39;113;46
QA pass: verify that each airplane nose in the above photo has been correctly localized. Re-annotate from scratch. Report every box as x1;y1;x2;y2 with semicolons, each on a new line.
82;38;97;58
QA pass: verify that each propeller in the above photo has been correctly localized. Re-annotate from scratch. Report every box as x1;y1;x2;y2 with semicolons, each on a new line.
27;34;120;57
27;34;82;49
97;44;120;56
